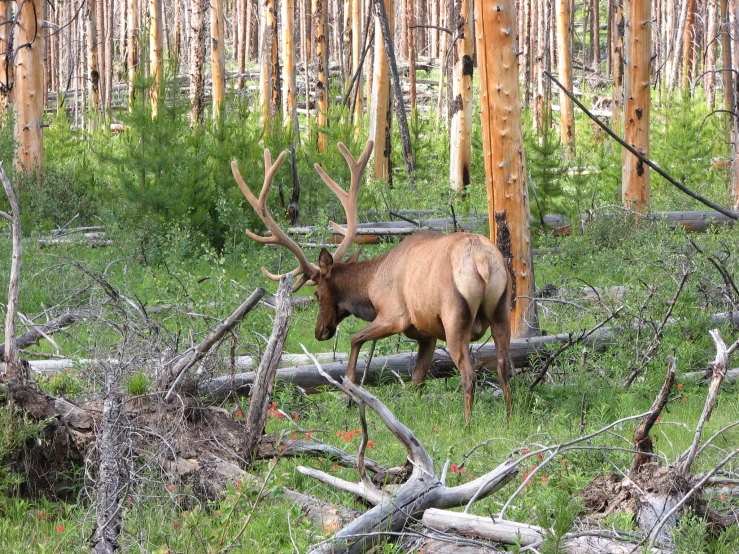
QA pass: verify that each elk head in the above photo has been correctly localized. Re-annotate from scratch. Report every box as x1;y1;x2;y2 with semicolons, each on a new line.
231;140;374;329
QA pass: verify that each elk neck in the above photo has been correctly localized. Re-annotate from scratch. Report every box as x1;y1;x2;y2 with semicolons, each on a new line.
330;256;384;322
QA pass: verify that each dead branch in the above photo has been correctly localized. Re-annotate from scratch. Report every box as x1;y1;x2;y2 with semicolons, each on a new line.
162;287;266;398
243;275;292;465
0;311;83;362
631;357;676;474
679;330;730;476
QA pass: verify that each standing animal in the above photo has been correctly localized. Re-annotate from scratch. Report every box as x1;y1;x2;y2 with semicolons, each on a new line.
232;140;513;421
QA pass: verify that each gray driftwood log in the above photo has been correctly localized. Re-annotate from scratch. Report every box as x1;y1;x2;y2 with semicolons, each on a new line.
199;328;615;400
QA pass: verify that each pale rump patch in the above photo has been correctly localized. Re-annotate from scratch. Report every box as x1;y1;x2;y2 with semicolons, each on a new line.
452;238;507;319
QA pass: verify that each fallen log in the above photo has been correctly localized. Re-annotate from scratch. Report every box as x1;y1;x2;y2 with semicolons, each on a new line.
0;311;82;362
199;328;616;400
421;509;670;553
681;368;739;384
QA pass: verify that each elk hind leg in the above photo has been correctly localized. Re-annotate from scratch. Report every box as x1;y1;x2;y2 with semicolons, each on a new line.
491;299;512;420
445;327;476;423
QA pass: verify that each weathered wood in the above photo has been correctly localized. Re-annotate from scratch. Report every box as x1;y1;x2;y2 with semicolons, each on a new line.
556;0;575;151
681;368;739;384
199;328;615;399
449;0;472;192
243;275;293;465
422;509;670;553
0;311;82;362
0;164;22;381
211;0;226;118
91;387;126;553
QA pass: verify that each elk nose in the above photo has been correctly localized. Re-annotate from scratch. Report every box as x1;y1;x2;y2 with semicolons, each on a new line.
316;325;334;341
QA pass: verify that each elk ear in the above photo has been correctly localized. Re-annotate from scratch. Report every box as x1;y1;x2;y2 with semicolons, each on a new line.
345;246;363;264
318;248;334;277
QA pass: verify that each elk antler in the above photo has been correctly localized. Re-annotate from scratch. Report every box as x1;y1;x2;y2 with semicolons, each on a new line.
232;149;319;290
313;140;374;262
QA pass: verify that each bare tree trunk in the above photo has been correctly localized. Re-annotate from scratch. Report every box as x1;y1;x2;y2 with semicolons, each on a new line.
534;0;547;134
612;0;624;134
668;0;689;92
314;0;329;150
150;0;164;118
733;0;739;209
105;0;113;112
557;0;575;152
682;0;696;96
721;0;734;118
343;0;352;87
128;0;139;109
622;0;651;212
592;0;600;72
88;0;102;121
189;0;207;125
368;0;392;180
475;0;538;338
449;0;473;192
352;0;363;134
238;0;247;87
301;0;311;138
0;165;23;383
0;0;15;114
173;0;182;69
212;0;226;119
434;0;446;133
706;0;718;108
14;0;44;169
283;0;299;136
406;0;416;111
96;0;106;113
526;0;536;110
430;0;439;58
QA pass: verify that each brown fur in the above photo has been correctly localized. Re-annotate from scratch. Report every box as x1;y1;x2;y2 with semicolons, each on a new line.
312;231;513;422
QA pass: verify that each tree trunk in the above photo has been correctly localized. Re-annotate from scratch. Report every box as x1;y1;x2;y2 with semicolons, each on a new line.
0;0;15;114
668;0;689;92
534;0;547;134
283;0;299;136
237;0;247;87
373;0;415;180
15;0;45;169
434;0;447;133
352;0;363;134
406;0;416;112
343;0;352;87
212;0;226;119
706;0;718;108
96;0;106;112
612;0;624;134
189;0;207;126
449;0;473;192
621;0;651;212
314;0;329;151
128;0;139;109
592;0;600;72
88;0;102;120
149;0;164;118
721;0;734;117
475;0;538;339
104;0;113;112
733;0;739;209
557;0;575;153
682;0;696;96
173;0;182;68
368;0;392;181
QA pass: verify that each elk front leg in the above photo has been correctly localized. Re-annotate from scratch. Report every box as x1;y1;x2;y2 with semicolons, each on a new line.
345;319;401;384
411;338;437;387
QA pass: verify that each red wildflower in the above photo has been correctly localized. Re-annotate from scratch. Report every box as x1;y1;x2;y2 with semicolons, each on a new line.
720;494;727;501
166;484;176;492
291;433;297;440
657;416;662;421
215;510;221;516
367;441;375;448
467;473;474;479
459;467;466;474
434;425;440;432
173;521;181;529
330;464;340;471
305;432;312;439
682;397;688;403
275;411;285;419
270;402;277;410
677;383;684;390
450;464;458;473
522;449;529;455
537;453;543;460
336;430;343;437
561;460;568;467
353;429;361;436
523;472;530;482
126;497;133;504
541;476;548;483
343;432;353;442
56;524;64;533
235;410;243;418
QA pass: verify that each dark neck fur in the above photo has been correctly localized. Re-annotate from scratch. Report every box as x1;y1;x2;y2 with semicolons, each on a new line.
331;256;384;322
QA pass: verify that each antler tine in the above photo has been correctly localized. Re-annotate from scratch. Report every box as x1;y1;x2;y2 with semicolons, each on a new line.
232;150;319;288
313;140;374;262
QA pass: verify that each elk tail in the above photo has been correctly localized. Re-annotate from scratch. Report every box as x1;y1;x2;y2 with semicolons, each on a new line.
494;211;517;309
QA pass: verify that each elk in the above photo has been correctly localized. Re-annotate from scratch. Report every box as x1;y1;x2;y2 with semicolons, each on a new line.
232;140;513;421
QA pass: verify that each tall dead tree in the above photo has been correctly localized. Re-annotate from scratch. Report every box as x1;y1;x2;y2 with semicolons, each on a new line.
733;0;739;209
406;0;416;111
314;0;329;150
592;0;600;72
149;0;164;118
475;0;538;338
612;0;624;134
0;0;15;114
283;0;299;136
449;0;473;192
352;0;363;133
622;0;651;212
368;0;392;180
705;0;718;108
87;0;102;120
189;0;207;125
127;0;139;109
14;0;44;169
212;0;226;119
557;0;575;152
682;0;697;96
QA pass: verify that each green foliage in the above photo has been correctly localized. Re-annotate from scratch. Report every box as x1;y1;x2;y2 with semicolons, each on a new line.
38;370;85;398
124;371;149;396
535;488;581;554
0;407;46;513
